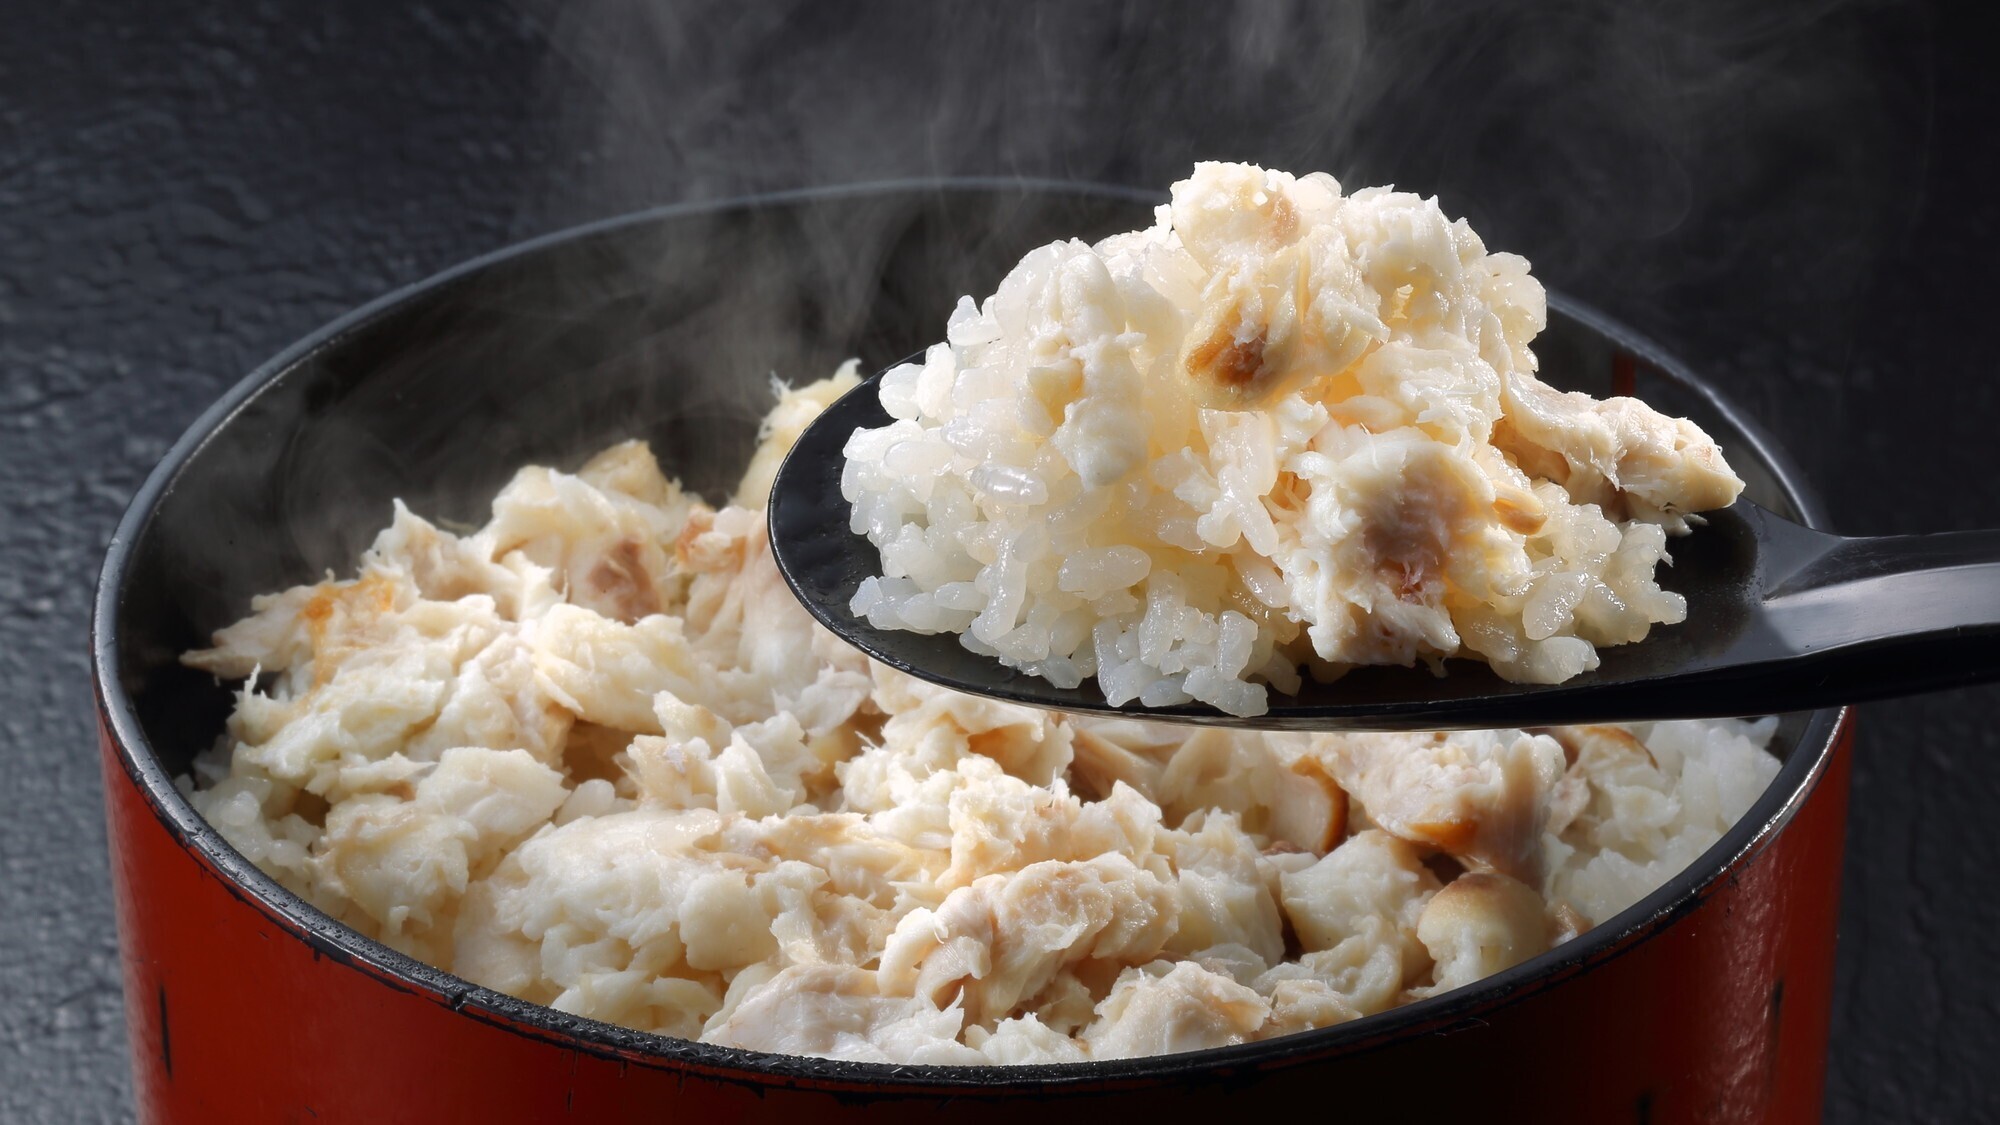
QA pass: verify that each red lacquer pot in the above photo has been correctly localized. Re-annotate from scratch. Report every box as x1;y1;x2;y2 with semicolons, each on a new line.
92;183;1852;1123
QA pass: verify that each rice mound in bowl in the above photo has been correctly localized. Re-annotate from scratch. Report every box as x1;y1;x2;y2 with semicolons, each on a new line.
842;161;1745;717
178;375;1781;1066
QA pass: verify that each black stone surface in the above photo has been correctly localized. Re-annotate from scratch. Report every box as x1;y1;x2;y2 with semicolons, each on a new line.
2;1;1993;1120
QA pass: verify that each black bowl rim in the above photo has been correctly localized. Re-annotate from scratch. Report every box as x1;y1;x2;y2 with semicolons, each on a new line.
92;177;1846;1091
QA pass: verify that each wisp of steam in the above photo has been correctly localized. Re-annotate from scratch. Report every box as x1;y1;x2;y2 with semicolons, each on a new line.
523;0;1921;381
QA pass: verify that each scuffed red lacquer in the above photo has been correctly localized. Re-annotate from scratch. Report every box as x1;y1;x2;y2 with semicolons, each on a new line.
99;705;1852;1124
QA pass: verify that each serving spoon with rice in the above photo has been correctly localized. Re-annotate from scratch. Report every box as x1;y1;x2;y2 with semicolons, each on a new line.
768;363;2000;732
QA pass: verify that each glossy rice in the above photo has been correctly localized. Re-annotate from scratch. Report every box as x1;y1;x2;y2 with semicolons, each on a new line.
180;374;1779;1064
842;162;1745;717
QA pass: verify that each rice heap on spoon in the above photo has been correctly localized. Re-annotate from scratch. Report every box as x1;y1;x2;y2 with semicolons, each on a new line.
842;162;1745;717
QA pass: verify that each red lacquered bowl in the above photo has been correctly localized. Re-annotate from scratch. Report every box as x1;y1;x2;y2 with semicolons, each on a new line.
92;183;1851;1123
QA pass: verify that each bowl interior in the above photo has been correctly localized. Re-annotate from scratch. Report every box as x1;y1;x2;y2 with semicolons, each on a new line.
103;182;1830;1076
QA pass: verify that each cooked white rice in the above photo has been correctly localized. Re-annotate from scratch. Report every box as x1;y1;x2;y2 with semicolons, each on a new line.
842;162;1745;717
178;376;1780;1065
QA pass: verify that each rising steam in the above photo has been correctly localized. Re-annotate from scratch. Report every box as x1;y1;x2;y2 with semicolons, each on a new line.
521;0;1922;367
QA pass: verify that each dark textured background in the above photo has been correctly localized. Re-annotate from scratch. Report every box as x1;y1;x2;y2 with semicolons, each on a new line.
3;1;1994;1120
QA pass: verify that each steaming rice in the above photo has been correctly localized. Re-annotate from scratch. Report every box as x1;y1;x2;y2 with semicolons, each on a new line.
180;374;1779;1064
842;162;1745;717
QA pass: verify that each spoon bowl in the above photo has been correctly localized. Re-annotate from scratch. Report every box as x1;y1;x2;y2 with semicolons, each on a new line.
771;320;2000;731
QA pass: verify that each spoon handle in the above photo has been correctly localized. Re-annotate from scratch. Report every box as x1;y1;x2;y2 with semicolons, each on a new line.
1748;524;2000;706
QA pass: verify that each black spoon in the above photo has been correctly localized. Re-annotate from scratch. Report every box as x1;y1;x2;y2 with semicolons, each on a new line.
769;364;2000;731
